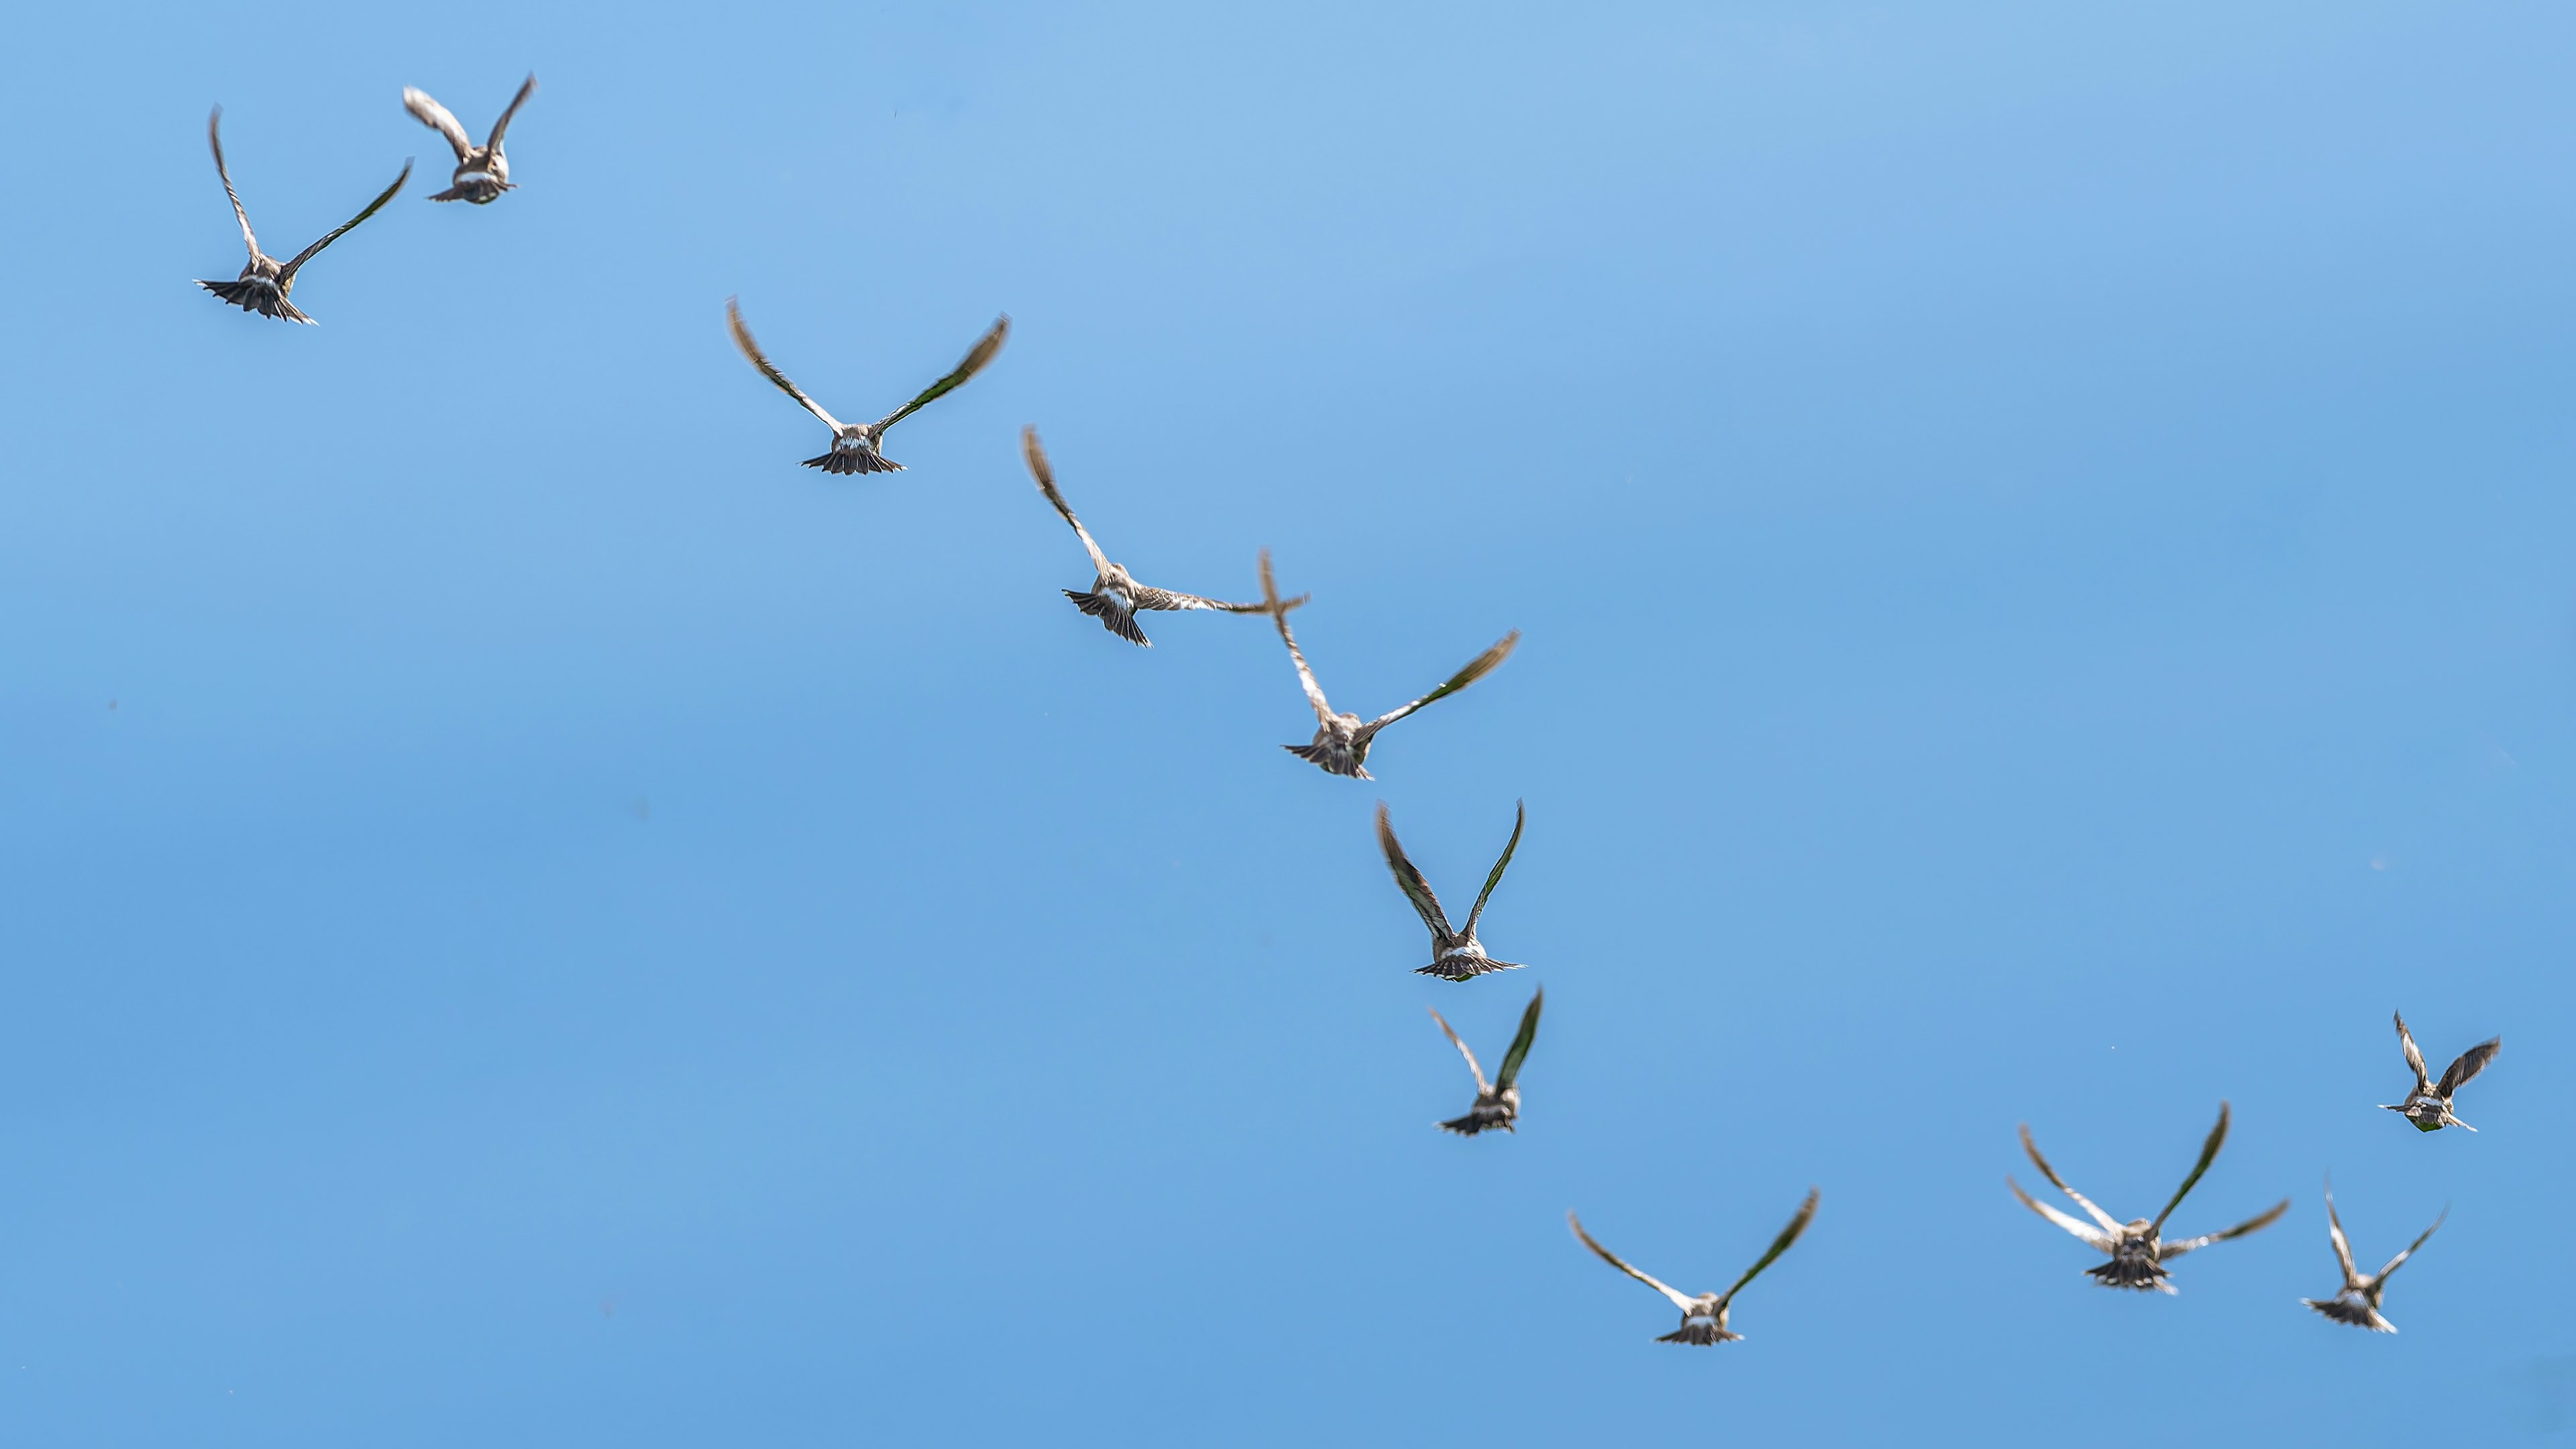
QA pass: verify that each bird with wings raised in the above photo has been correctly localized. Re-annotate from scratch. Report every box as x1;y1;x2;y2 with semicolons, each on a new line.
1428;987;1542;1134
726;299;1007;475
196;109;410;325
2381;1010;2500;1134
1376;800;1527;981
1255;550;1515;780
402;74;537;204
1020;427;1298;645
2300;1178;2444;1333
1568;1191;1819;1346
2009;1103;2288;1293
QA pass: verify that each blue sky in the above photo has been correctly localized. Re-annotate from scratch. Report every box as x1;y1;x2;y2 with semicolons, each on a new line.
4;1;2574;1443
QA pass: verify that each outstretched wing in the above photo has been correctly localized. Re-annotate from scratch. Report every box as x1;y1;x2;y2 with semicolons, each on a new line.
1567;1212;1698;1312
2159;1198;2290;1260
872;315;1009;434
1362;630;1519;735
726;298;846;432
1258;549;1334;723
1375;802;1454;938
1132;586;1300;614
402;87;475;160
2373;1206;2445;1285
1022;427;1111;575
1426;1008;1488;1093
281;159;412;278
2394;1010;2431;1093
2436;1036;2500;1099
1460;800;1524;940
2018;1124;2123;1235
486;73;537;150
2322;1179;2359;1287
1493;987;1544;1092
2149;1102;2231;1235
207;107;259;257
2008;1176;2115;1252
1717;1187;1819;1308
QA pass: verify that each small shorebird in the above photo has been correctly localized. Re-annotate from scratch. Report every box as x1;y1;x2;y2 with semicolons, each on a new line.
1428;986;1543;1134
1377;800;1526;981
402;74;537;203
2009;1102;2289;1293
2301;1177;2444;1334
1568;1189;1819;1346
2381;1010;2500;1133
1021;427;1298;645
197;108;410;325
727;299;1008;475
1255;549;1515;780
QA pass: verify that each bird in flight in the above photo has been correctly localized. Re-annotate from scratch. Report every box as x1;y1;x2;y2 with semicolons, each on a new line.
1020;427;1297;645
1377;800;1527;981
197;108;410;324
2300;1177;2444;1334
402;74;537;204
1255;549;1515;780
1428;986;1543;1134
726;299;1008;475
2009;1102;2289;1293
2381;1010;2500;1133
1568;1189;1819;1346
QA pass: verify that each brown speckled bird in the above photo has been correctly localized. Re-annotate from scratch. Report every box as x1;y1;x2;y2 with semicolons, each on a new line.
2302;1177;2444;1334
2381;1010;2499;1134
727;299;1007;475
1256;549;1515;780
402;74;537;203
1377;800;1526;981
197;108;410;325
1428;987;1543;1134
1021;427;1299;645
2009;1103;2289;1293
1568;1190;1819;1346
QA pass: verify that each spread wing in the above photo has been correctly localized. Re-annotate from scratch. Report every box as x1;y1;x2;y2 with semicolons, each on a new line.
1460;799;1524;940
1258;549;1334;723
207;107;259;257
1492;986;1544;1091
1021;427;1111;575
2009;1176;2115;1252
1427;1008;1488;1093
2373;1206;2445;1285
872;315;1009;435
281;159;412;278
2159;1197;2289;1260
1375;802;1454;938
1132;586;1297;614
1567;1212;1697;1312
1362;630;1519;735
2018;1124;2122;1235
2149;1102;2231;1235
2394;1010;2431;1093
727;298;845;432
2322;1179;2359;1287
401;87;475;161
2436;1036;2500;1099
1716;1187;1818;1308
486;73;537;150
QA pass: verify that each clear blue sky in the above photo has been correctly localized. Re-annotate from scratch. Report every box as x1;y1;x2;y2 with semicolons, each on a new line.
3;2;2573;1443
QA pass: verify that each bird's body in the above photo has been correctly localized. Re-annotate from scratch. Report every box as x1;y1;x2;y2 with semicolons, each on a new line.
1021;428;1295;645
1377;800;1527;981
2300;1179;2443;1334
1568;1191;1818;1346
1255;550;1515;780
1430;987;1543;1134
2009;1103;2290;1294
2381;1010;2499;1134
402;76;536;203
727;299;1008;475
197;109;411;325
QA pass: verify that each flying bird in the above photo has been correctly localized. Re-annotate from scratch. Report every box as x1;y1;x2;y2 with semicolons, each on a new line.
197;108;410;324
1378;800;1526;981
2009;1102;2289;1293
727;299;1008;475
1568;1189;1819;1346
402;74;537;203
2301;1177;2444;1333
2381;1010;2500;1133
1020;427;1297;645
1428;987;1543;1134
1255;549;1515;780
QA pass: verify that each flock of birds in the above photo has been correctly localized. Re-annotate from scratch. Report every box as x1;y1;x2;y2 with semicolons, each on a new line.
192;80;2514;1350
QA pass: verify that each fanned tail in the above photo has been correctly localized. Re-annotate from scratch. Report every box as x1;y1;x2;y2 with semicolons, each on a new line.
2086;1258;2173;1293
804;447;902;476
1415;955;1521;981
1437;1110;1512;1136
2303;1297;2396;1332
429;178;513;204
198;277;312;324
1282;742;1370;780
1656;1323;1739;1346
1065;591;1149;646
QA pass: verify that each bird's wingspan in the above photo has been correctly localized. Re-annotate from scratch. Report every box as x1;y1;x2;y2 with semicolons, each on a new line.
2436;1036;2500;1099
282;159;412;278
1258;550;1335;724
727;299;846;432
1363;630;1519;734
1493;987;1544;1092
1022;427;1112;575
1376;802;1454;938
402;87;476;160
2159;1197;2290;1260
486;73;537;150
1717;1188;1819;1307
2018;1124;2122;1235
873;315;1009;434
1427;1008;1488;1092
2149;1102;2231;1235
1568;1212;1698;1312
1460;800;1524;941
207;107;259;257
2009;1176;2115;1252
2394;1010;2431;1093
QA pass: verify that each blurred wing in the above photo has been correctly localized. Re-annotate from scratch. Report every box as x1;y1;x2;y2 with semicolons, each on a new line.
2160;1197;2290;1260
401;87;475;160
1364;630;1519;733
2322;1181;2358;1287
2436;1036;2500;1098
2394;1010;2431;1093
207;107;258;256
1259;550;1334;723
1460;799;1524;939
282;159;411;277
1492;987;1544;1091
2373;1206;2445;1285
2149;1102;2231;1235
1427;1008;1488;1092
486;73;537;149
2010;1177;2116;1252
727;299;845;431
2019;1124;2123;1235
874;315;1008;433
1376;802;1454;937
1567;1212;1697;1312
1717;1188;1819;1307
1022;427;1111;574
